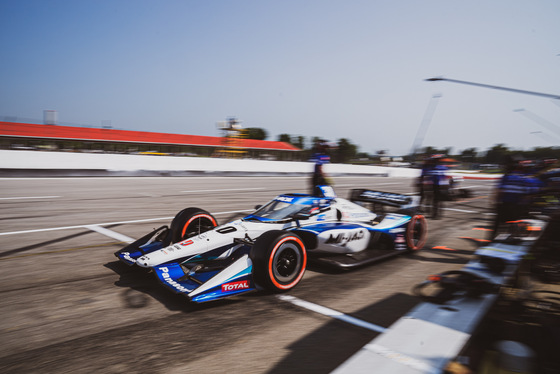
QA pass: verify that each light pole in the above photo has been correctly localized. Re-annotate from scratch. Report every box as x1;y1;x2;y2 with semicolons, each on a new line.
425;77;560;100
529;131;555;144
513;108;560;138
409;93;442;158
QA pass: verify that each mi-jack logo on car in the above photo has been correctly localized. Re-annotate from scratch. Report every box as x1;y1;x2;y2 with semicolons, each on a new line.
325;230;365;247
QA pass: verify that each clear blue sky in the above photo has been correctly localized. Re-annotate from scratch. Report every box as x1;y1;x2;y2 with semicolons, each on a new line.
1;0;559;156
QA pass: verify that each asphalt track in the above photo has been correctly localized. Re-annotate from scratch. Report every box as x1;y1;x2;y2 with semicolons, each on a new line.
0;176;498;373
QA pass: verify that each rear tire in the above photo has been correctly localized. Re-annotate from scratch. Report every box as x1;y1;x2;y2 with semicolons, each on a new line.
406;214;427;251
170;208;217;243
250;231;307;292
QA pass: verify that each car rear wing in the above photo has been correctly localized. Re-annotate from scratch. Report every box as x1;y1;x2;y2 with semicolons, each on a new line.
349;189;420;213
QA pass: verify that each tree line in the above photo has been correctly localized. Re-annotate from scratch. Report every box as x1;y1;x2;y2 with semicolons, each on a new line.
246;127;359;163
245;127;559;167
419;144;560;168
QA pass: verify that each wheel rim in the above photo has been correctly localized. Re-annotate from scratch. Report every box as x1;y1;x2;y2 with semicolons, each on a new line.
273;244;301;282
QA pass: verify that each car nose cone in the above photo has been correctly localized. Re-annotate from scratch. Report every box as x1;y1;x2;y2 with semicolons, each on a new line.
136;256;151;268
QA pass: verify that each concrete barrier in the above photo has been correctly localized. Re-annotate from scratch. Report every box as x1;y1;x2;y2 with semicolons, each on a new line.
0;150;500;179
0;150;421;178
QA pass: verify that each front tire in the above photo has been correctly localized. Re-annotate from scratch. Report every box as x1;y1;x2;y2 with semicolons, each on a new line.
250;231;307;292
406;214;427;251
170;208;218;243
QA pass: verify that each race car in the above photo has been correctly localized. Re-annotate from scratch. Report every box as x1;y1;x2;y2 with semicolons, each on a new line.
115;186;427;303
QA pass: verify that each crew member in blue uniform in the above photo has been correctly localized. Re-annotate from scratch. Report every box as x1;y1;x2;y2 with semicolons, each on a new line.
309;141;331;196
491;155;543;239
421;154;449;219
417;157;430;207
310;153;330;196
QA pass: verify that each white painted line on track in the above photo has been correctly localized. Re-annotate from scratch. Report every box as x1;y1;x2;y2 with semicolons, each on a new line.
336;182;401;188
442;207;479;214
85;225;135;244
0;175;391;181
213;209;254;216
0;196;61;200
0;176;309;181
0;219;172;237
362;343;434;373
181;187;266;193
0;209;252;237
277;295;387;333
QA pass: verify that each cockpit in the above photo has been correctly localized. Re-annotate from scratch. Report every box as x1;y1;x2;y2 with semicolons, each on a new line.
245;194;333;222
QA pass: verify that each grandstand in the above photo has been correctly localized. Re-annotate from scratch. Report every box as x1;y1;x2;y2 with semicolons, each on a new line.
0;121;301;160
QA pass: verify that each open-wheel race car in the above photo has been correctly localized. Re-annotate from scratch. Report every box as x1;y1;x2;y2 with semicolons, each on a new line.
115;186;428;303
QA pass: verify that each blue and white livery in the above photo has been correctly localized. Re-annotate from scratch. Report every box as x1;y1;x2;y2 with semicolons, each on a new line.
115;186;427;303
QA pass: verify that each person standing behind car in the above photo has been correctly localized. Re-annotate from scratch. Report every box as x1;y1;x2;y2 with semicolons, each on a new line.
417;156;430;207
424;154;449;219
309;140;332;196
491;155;543;239
310;153;331;196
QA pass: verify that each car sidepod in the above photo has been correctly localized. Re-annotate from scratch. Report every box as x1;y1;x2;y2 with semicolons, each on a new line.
297;213;423;269
295;214;413;254
294;223;372;254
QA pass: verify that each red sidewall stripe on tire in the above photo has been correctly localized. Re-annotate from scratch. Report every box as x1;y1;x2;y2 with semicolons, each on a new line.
182;214;217;238
406;215;427;250
268;236;307;290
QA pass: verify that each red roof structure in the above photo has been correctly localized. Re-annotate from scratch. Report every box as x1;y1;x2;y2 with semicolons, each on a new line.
0;122;300;152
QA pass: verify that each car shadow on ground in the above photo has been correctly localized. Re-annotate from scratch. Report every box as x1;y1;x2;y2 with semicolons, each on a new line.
266;292;420;374
305;251;402;274
104;260;244;313
406;246;474;265
0;230;92;258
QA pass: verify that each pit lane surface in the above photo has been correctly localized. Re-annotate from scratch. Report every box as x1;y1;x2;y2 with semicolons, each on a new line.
0;176;497;373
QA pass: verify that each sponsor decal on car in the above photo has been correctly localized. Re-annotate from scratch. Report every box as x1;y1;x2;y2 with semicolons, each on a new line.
121;251;135;263
276;196;294;203
343;212;373;220
221;280;250;292
395;234;407;250
351;212;373;218
360;191;411;205
383;214;400;220
325;229;365;247
159;267;189;293
179;239;194;246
